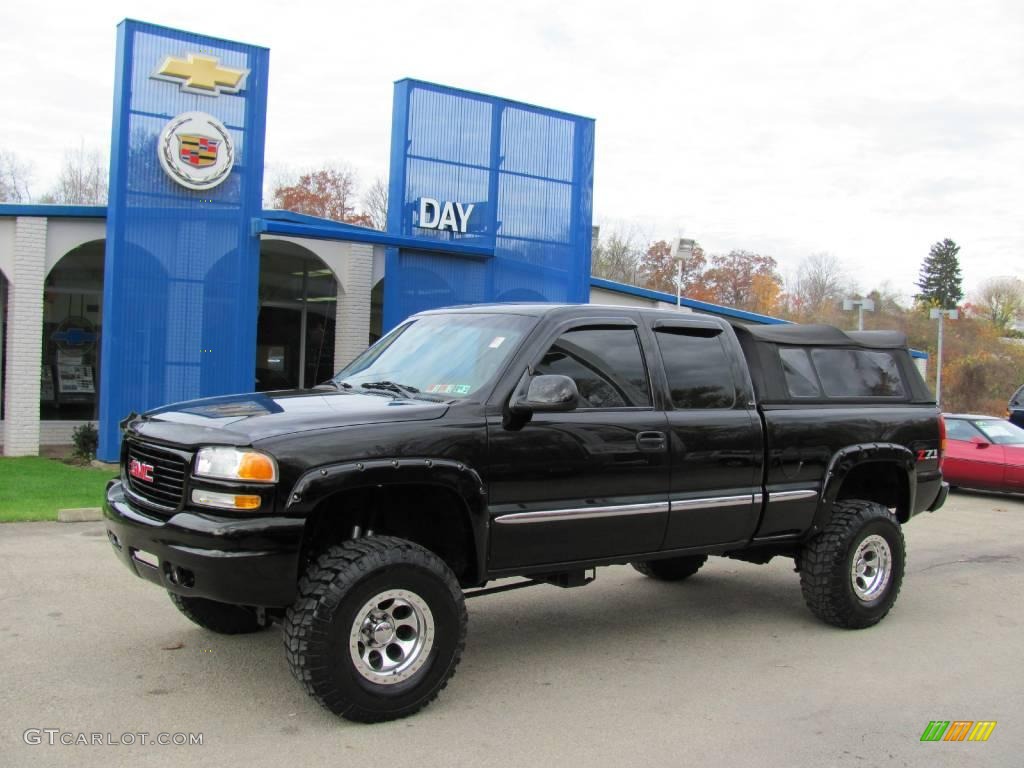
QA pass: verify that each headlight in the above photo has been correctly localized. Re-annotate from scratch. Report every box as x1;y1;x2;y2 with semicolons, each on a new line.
194;447;278;483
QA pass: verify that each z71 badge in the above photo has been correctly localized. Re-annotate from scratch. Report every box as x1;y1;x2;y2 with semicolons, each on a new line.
916;448;939;461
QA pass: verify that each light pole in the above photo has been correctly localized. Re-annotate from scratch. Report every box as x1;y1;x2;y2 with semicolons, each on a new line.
670;238;696;308
929;307;958;407
842;298;875;330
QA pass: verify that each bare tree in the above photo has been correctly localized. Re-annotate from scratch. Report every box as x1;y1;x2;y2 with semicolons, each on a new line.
48;145;108;204
0;150;33;202
974;276;1024;333
362;177;389;231
791;252;848;318
591;228;644;285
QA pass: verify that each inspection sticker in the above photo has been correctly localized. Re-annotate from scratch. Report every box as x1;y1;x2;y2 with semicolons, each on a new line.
428;384;473;395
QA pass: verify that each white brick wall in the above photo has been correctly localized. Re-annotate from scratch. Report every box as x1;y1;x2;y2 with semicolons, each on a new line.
335;242;373;369
3;217;46;456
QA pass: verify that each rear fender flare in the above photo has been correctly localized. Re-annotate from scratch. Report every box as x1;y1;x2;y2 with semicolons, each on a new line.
812;443;916;532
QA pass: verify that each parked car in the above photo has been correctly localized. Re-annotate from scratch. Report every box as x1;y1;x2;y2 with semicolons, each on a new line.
1008;385;1024;428
942;414;1024;494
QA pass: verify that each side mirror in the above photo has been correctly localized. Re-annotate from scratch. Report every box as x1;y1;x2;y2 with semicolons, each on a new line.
510;374;580;415
970;436;990;449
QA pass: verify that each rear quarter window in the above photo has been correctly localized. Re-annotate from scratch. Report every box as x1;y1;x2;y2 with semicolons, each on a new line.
777;346;907;399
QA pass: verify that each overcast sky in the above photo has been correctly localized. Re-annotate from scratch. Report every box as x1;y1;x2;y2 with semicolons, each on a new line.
3;0;1022;300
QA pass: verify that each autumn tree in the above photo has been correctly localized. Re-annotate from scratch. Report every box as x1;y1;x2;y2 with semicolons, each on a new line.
638;239;707;296
43;145;107;204
0;150;32;202
362;177;389;231
915;238;963;309
271;165;373;225
703;250;782;310
974;276;1024;333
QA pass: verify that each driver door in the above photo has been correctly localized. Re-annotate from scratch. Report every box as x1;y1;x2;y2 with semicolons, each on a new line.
486;321;670;571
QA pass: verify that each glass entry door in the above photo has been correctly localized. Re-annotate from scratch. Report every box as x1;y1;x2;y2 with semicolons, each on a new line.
257;245;338;391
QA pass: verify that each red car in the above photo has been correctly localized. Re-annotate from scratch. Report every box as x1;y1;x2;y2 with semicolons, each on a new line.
942;414;1024;494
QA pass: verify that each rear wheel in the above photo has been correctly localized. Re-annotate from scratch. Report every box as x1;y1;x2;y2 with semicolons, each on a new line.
798;500;905;629
284;536;467;723
167;593;268;634
632;554;708;581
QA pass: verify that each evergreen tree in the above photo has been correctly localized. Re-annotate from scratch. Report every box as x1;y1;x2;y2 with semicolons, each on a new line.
915;238;964;309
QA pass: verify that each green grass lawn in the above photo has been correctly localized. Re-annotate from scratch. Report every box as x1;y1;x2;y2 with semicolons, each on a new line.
0;457;117;522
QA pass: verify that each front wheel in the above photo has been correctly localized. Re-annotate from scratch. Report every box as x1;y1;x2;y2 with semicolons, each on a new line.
798;500;905;629
283;536;467;723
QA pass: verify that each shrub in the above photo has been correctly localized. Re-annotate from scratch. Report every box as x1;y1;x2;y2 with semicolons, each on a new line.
72;422;99;462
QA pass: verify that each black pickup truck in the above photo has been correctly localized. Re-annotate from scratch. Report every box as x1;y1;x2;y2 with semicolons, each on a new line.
104;304;947;722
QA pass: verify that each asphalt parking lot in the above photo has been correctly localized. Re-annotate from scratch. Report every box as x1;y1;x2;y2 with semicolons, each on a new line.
0;491;1021;767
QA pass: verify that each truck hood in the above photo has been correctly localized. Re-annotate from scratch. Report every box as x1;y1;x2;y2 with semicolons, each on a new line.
127;389;450;447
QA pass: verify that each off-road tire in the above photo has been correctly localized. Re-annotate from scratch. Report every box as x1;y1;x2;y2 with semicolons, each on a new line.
283;536;467;723
632;554;708;581
167;593;268;634
798;499;905;629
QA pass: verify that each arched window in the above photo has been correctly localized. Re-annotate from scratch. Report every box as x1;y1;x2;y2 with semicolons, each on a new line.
42;241;104;421
258;241;339;390
0;269;8;421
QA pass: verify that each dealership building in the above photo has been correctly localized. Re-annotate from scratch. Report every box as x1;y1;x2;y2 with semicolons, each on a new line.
0;20;799;461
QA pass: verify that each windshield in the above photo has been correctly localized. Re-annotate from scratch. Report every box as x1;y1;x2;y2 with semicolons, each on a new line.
973;419;1024;446
333;313;535;399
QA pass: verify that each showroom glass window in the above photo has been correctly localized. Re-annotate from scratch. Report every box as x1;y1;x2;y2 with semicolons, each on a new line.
41;242;104;420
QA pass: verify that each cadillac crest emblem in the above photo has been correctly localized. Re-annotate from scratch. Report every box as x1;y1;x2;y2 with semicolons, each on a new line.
157;112;235;191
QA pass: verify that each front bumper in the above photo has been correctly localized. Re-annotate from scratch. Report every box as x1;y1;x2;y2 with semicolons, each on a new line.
104;480;305;607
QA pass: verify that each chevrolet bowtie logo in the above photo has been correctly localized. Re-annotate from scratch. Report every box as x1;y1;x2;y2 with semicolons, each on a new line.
152;53;249;96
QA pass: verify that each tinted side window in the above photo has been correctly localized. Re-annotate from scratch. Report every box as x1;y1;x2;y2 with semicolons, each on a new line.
655;329;736;408
536;327;651;408
779;348;822;398
810;349;906;398
1011;385;1024;407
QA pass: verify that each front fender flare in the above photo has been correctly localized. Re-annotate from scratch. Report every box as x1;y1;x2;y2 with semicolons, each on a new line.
285;457;489;577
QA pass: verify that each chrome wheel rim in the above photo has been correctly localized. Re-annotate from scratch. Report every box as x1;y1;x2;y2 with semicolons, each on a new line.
851;534;892;602
349;589;434;685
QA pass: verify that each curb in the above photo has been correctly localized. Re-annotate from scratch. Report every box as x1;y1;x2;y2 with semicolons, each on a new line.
58;508;103;523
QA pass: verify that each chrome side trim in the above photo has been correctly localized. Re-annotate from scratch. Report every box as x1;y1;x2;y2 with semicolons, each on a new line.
494;501;669;525
670;494;756;511
767;489;819;503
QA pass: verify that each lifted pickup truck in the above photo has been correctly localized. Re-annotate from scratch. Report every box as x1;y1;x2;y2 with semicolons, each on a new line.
104;304;947;722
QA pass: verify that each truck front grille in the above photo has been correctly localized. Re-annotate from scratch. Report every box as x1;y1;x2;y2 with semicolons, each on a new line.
125;440;190;512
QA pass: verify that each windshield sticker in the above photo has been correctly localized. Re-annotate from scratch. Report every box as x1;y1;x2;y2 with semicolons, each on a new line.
489;336;507;349
428;384;473;395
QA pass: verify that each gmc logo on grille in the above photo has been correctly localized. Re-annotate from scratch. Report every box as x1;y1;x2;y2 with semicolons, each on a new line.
128;459;155;483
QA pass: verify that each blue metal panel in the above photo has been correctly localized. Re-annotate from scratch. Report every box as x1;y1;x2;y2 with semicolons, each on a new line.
383;80;595;330
0;204;107;218
97;20;269;460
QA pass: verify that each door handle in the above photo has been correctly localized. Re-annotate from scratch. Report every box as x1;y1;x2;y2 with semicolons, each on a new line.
636;431;667;452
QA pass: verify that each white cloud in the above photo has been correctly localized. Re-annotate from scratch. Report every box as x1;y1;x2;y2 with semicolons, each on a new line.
2;0;1021;298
